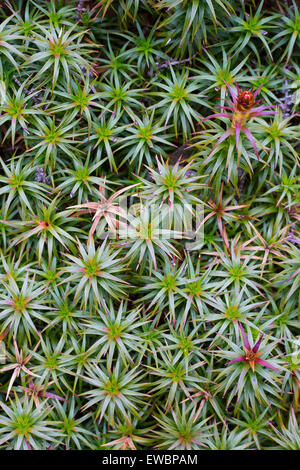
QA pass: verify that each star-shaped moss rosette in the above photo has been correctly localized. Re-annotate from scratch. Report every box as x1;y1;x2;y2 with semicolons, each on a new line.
227;323;280;372
68;183;139;244
202;82;277;160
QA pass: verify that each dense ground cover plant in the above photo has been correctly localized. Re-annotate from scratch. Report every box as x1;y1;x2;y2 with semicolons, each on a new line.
0;0;299;450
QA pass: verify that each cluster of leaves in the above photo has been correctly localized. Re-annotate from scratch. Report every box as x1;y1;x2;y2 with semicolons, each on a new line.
0;0;299;451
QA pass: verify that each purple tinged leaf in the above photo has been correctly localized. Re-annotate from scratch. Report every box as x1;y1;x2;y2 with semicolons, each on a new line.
201;113;232;122
226;356;246;365
287;267;300;282
25;439;32;450
255;358;280;372
252;334;263;353
235;121;241;149
250;111;277;118
210;128;233;155
253;83;263;99
242;126;259;160
225;81;237;104
251;104;276;113
215;106;233;110
238;323;251;351
44;391;66;401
